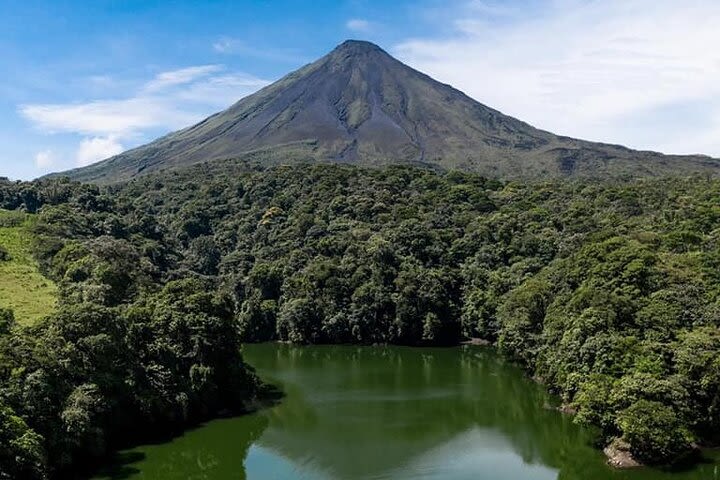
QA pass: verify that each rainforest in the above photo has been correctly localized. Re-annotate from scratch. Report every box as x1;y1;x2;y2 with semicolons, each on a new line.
1;161;719;478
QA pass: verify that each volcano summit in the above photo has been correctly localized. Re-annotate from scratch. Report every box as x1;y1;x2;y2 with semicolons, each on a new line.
57;40;720;183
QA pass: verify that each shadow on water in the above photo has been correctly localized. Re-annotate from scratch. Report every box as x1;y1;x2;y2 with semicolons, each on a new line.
87;389;283;480
90;452;145;480
88;344;720;480
90;414;271;480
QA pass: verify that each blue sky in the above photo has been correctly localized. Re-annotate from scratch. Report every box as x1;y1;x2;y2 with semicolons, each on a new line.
2;0;720;180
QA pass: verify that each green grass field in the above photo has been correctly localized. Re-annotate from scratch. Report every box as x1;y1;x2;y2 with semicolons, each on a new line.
0;210;56;325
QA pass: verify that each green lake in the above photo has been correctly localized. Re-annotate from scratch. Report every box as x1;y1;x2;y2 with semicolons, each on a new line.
93;344;720;480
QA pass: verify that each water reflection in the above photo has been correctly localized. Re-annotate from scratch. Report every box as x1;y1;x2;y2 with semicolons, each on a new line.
93;414;268;479
93;344;720;480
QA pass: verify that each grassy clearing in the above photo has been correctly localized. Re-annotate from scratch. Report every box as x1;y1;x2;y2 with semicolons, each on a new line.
0;210;56;325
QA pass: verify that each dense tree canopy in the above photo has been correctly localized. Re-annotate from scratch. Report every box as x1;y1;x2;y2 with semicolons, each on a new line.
2;161;720;474
0;176;263;479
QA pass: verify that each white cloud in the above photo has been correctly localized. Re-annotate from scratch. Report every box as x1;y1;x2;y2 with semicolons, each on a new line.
21;99;192;137
395;0;720;156
76;136;124;167
19;65;269;166
34;149;54;169
346;19;371;32
174;73;269;106
143;65;222;92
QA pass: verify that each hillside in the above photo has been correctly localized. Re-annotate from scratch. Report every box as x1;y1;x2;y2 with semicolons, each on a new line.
53;40;720;184
0;178;266;480
0;210;56;325
3;164;720;474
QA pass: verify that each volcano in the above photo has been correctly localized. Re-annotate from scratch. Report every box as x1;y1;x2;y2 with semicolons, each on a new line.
57;40;720;183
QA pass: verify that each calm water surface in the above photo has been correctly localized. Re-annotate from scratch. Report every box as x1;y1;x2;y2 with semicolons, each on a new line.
94;344;720;480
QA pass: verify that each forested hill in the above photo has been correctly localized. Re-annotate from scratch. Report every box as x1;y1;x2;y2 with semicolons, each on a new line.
0;177;267;479
52;40;720;184
2;162;720;477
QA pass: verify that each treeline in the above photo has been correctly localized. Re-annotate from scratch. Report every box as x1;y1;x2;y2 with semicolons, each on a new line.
114;162;719;466
1;162;719;473
0;177;263;479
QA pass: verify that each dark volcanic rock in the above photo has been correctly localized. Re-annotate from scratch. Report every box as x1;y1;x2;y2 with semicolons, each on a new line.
53;40;720;183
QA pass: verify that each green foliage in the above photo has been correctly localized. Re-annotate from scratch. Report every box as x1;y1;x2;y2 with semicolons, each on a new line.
108;163;720;465
0;308;13;335
0;401;47;480
573;374;616;433
277;297;321;344
0;178;262;478
617;400;692;463
4;163;720;469
0;210;56;325
496;277;551;367
675;326;720;440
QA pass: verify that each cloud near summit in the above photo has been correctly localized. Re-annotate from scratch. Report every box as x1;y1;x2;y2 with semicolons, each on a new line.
395;0;720;157
20;65;268;167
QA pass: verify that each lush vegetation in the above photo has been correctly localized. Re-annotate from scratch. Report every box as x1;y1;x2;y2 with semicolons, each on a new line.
1;161;720;475
0;210;57;325
0;178;264;479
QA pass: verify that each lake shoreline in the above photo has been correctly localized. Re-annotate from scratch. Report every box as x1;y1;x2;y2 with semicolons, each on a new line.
262;340;712;473
90;343;719;480
604;438;643;468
